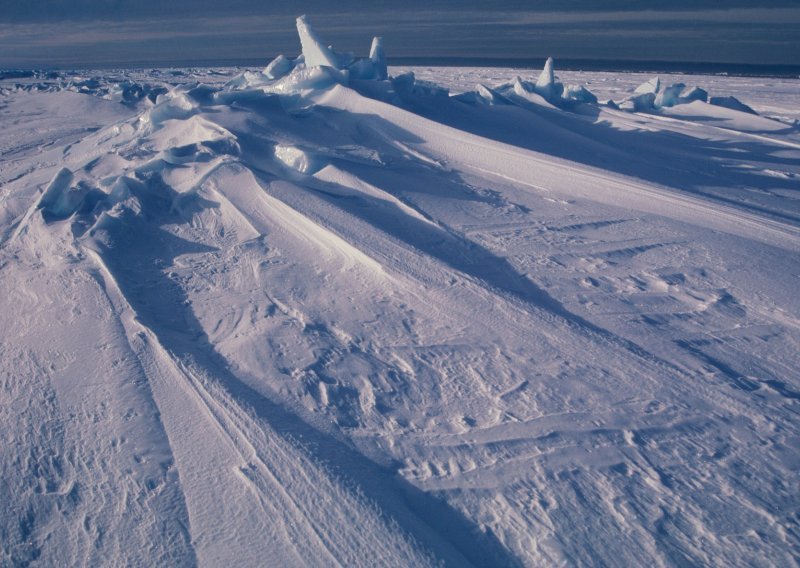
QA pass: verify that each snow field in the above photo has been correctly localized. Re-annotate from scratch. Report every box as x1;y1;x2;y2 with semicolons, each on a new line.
1;17;799;567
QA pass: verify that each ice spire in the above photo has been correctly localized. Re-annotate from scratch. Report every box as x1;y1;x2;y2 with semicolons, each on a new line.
296;15;339;68
369;36;387;80
535;57;556;100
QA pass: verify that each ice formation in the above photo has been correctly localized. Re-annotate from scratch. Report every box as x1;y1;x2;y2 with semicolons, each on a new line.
564;84;598;104
268;65;347;94
620;76;745;113
654;83;686;108
224;15;425;103
6;16;758;124
623;92;656;112
274;145;319;174
1;72;168;104
534;57;560;101
38;168;79;217
263;54;294;80
295;15;340;69
471;58;598;110
475;84;511;105
369;36;388;80
221;17;457;109
0;16;764;130
710;95;758;115
634;76;661;95
680;86;709;104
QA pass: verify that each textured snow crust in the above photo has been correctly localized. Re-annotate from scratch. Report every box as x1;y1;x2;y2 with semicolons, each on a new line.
2;17;800;568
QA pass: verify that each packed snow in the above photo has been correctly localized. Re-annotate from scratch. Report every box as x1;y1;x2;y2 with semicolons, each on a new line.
2;16;799;567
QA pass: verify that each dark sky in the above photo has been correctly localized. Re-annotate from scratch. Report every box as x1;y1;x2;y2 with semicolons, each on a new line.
1;1;798;68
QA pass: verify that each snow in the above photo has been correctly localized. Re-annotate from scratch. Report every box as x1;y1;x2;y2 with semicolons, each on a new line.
2;17;799;568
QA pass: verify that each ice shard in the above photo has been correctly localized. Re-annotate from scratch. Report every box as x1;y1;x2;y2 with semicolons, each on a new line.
370;36;388;80
635;76;661;95
296;15;339;68
535;57;557;100
264;54;294;80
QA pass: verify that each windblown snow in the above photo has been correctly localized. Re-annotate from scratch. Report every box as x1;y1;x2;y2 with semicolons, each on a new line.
2;16;799;567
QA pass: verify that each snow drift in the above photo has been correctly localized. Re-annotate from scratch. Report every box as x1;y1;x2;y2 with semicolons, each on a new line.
1;15;799;568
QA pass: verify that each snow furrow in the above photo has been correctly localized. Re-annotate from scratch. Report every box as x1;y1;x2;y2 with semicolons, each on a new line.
87;248;443;567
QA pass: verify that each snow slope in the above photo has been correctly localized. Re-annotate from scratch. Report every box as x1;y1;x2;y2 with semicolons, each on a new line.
2;31;799;568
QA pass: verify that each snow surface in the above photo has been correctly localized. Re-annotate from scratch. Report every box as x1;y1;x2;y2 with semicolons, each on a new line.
2;21;799;568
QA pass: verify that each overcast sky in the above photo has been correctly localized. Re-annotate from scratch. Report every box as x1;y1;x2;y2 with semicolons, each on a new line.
1;1;798;68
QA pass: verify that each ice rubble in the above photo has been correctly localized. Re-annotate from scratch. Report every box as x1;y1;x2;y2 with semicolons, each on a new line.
36;167;116;221
620;76;756;115
16;15;401;233
453;57;598;111
3;15;765;131
15;14;773;254
2;72;168;104
622;77;698;110
259;16;390;86
263;54;293;80
506;58;597;107
223;15;434;105
216;15;450;109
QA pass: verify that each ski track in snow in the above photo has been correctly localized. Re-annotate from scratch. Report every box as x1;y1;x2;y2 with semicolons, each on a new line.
1;62;799;567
